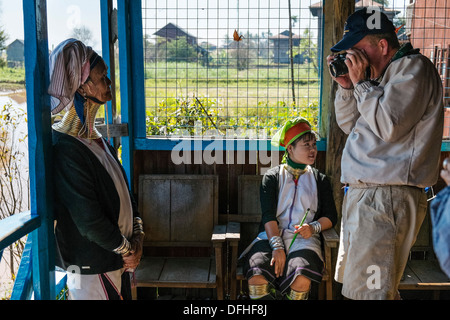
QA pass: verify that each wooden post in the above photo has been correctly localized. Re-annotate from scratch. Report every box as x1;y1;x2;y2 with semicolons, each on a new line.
117;0;146;190
23;0;55;299
100;0;119;149
322;0;354;224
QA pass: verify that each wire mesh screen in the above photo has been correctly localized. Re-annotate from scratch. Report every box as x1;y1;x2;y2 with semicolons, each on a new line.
142;0;450;140
142;0;321;138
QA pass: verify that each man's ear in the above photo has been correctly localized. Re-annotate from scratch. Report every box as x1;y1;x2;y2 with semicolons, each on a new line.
379;38;389;55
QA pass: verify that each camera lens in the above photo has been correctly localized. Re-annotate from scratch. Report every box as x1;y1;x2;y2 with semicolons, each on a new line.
329;54;348;77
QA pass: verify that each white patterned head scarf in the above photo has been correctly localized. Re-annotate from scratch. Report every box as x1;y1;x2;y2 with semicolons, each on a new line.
48;38;95;115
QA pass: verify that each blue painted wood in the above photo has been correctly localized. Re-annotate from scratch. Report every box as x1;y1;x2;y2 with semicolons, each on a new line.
133;137;328;152
134;137;450;153
100;1;113;113
0;211;40;253
129;0;146;140
100;0;115;146
117;0;132;187
23;0;55;300
11;236;33;300
117;0;145;190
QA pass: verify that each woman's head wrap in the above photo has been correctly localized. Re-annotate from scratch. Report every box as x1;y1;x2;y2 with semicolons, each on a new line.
271;117;312;148
48;38;100;124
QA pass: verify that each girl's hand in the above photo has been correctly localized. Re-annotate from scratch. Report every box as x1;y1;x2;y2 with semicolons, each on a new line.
270;249;286;278
295;224;313;239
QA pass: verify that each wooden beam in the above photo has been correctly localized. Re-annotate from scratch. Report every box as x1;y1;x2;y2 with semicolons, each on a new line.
22;0;55;300
10;236;34;300
117;0;146;190
323;0;354;223
100;0;119;149
96;123;129;138
0;212;40;253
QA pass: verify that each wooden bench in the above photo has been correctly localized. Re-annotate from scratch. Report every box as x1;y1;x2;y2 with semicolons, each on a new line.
131;174;227;300
398;203;450;299
227;175;340;300
399;260;450;297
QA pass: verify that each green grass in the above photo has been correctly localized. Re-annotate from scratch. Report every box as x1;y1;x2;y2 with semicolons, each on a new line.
143;61;320;136
0;67;25;84
144;61;319;83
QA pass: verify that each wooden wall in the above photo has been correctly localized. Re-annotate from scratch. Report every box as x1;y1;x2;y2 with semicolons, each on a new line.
133;149;327;220
133;149;450;222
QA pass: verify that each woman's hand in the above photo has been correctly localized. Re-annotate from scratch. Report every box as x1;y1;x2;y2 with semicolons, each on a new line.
270;249;286;278
122;234;144;270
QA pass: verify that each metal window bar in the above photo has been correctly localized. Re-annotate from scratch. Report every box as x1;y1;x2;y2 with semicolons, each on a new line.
142;0;321;139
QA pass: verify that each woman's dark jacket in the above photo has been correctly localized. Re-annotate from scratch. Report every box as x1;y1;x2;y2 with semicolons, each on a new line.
52;130;139;274
258;165;338;233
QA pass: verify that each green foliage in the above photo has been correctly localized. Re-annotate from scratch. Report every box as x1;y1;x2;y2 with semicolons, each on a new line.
292;29;319;73
165;38;199;62
0;28;8;52
143;59;319;138
0;67;25;83
145;91;319;137
0;102;29;294
145;37;200;63
146;93;221;136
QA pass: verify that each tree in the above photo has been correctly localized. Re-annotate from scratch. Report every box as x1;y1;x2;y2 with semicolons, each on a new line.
165;37;198;62
0;102;29;297
0;1;5;53
70;25;95;47
292;29;319;72
0;24;8;68
0;28;7;52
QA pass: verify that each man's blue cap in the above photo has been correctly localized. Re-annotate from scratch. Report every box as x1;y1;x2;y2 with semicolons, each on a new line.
331;8;396;52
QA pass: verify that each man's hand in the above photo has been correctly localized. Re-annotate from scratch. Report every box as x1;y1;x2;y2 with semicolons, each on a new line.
344;48;370;86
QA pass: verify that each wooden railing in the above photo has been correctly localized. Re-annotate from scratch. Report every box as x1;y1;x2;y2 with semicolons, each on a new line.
0;211;67;300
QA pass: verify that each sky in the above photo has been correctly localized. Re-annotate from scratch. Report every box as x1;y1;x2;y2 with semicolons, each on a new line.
0;0;321;52
0;0;407;52
0;0;103;51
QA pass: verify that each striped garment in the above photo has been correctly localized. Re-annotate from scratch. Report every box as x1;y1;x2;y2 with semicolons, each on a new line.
48;38;94;115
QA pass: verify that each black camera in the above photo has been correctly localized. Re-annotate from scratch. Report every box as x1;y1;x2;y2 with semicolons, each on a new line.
329;53;348;77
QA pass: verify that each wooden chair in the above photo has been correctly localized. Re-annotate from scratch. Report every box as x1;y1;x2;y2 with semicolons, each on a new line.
227;175;340;300
131;174;227;300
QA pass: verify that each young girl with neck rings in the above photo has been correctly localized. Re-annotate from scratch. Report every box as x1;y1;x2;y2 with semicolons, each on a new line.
240;118;338;300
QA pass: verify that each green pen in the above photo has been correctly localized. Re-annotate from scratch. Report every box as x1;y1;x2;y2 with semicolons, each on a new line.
288;208;310;250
